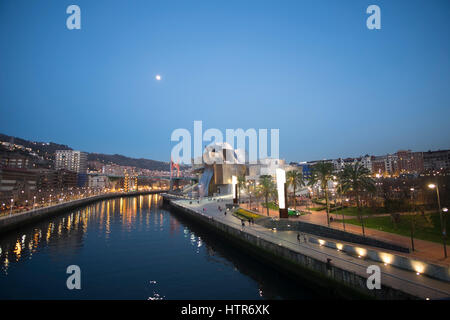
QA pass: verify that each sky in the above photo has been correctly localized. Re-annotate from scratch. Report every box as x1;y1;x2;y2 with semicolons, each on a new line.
0;0;449;163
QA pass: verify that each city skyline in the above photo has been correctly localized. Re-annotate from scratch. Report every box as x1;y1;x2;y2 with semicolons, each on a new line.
1;0;449;162
1;130;448;166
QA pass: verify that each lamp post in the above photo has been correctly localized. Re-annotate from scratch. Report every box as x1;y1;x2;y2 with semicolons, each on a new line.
33;196;36;210
428;183;447;258
410;187;416;252
232;176;238;205
276;169;288;218
10;198;13;216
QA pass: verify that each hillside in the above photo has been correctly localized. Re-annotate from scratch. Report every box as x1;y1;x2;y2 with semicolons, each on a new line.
88;153;170;171
0;133;173;171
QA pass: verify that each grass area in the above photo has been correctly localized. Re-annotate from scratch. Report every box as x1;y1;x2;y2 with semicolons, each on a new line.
307;206;326;211
262;201;279;210
234;208;264;221
330;206;384;216
337;213;450;245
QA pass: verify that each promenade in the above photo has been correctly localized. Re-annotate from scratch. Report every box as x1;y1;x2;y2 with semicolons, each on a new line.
170;196;450;300
246;203;450;267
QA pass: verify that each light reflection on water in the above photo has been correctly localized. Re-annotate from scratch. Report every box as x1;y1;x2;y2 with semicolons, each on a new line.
0;194;317;300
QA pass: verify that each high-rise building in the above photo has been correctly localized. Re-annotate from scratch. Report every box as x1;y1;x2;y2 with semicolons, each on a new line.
55;150;87;173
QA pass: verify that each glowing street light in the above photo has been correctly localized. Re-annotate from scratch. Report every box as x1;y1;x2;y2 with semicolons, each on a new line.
428;182;447;258
232;176;237;204
276;168;288;218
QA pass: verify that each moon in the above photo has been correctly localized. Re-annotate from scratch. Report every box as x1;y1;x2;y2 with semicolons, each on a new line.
155;75;161;81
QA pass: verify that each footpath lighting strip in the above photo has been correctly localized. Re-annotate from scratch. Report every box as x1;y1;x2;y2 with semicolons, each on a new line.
185;202;450;298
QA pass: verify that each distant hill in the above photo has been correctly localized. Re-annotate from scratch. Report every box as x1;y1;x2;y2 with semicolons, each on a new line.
0;133;71;155
0;133;174;171
88;153;170;171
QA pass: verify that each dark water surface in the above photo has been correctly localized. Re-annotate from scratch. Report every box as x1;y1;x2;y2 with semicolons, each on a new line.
0;195;319;299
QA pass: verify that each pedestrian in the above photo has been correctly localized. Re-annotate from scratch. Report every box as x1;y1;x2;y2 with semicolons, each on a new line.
297;233;300;242
241;220;245;228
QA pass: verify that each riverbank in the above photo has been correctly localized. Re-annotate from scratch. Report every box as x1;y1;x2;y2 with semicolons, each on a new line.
163;194;450;300
0;190;166;235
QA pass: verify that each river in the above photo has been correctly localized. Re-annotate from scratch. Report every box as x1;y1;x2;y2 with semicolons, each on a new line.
0;194;318;299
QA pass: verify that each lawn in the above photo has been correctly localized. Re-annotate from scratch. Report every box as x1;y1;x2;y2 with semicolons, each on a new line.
307;206;326;211
330;206;383;216
262;201;279;210
338;213;450;245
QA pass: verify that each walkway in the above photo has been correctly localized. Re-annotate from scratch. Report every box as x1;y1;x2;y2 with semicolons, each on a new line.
241;201;449;267
294;208;450;267
172;197;450;300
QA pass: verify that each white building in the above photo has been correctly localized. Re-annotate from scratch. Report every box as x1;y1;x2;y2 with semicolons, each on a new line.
55;150;87;173
247;158;295;180
88;175;109;188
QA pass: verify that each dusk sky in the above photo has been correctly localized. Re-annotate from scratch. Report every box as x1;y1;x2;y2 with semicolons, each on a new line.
1;0;449;162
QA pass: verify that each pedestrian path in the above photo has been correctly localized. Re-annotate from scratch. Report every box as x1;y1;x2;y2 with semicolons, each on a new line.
294;209;450;267
173;197;450;300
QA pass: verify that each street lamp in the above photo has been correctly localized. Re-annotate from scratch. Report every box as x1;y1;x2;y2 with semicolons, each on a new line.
10;198;13;216
428;183;447;258
276;168;288;218
410;187;416;252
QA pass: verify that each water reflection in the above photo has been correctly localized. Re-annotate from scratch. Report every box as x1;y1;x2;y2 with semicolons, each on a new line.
0;194;317;299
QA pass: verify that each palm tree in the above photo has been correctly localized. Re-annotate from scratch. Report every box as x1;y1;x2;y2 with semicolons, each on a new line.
237;175;246;203
335;173;346;231
258;175;277;216
309;162;334;226
340;163;376;237
286;170;304;210
245;180;255;210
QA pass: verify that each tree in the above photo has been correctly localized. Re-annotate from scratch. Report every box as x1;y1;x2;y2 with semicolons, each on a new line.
258;175;277;216
237;175;246;203
309;162;334;226
340;163;376;237
334;173;346;231
286;169;304;210
245;180;255;211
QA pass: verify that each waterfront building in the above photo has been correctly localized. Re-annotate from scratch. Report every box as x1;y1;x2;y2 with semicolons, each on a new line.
194;143;247;197
88;174;110;189
55;150;87;173
0;167;38;206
